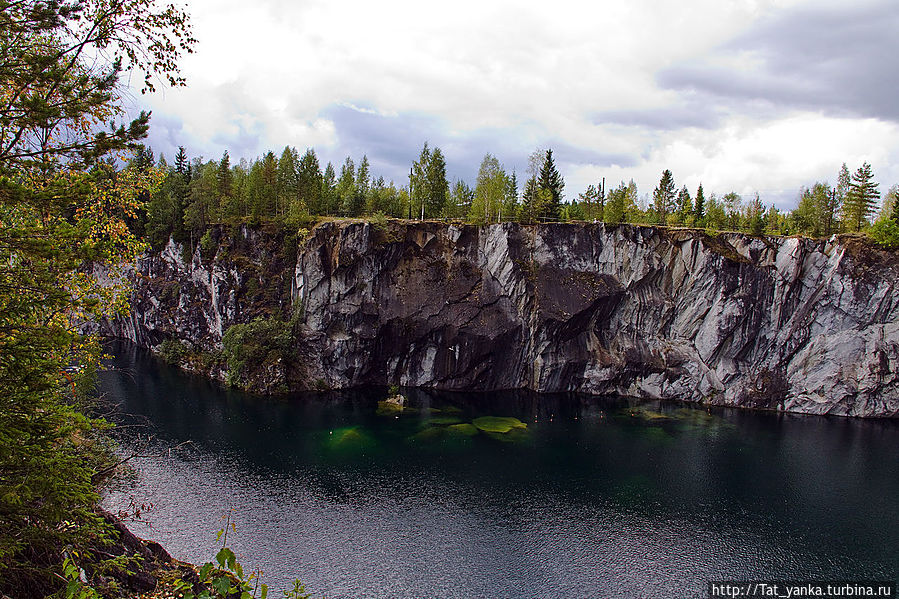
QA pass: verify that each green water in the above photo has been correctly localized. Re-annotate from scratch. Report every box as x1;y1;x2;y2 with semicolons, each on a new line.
100;342;899;598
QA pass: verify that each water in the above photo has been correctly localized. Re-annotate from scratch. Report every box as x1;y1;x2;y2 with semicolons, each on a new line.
99;343;899;598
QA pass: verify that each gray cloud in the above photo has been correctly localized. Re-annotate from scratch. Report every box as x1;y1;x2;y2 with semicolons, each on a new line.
321;104;639;188
658;1;899;122
143;112;188;163
592;93;723;131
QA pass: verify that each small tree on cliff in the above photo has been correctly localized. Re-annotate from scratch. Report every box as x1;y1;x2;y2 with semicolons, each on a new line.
537;149;564;221
843;162;880;232
652;169;676;224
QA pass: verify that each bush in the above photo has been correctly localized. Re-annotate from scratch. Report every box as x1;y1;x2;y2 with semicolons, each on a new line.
199;229;217;259
221;317;294;389
158;338;188;365
868;218;899;250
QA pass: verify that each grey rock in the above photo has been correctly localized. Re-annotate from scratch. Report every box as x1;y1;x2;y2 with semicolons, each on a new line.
104;222;899;417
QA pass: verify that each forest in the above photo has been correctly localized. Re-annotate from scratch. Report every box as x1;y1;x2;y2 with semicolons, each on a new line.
131;142;899;252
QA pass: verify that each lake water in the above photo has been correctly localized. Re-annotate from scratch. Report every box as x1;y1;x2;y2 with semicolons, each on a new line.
100;343;899;598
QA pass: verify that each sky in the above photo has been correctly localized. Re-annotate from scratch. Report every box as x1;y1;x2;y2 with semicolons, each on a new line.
135;0;899;209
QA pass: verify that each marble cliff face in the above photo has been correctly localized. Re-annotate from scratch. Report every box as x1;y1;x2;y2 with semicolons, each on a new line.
107;221;899;417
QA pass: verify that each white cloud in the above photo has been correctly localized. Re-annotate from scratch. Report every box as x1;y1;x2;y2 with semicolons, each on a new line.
137;0;897;210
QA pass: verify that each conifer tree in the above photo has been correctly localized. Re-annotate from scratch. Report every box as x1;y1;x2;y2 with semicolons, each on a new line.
277;146;299;216
844;162;880;232
217;150;234;201
537;149;564;220
298;149;323;215
0;0;194;592
520;176;541;224
652;169;676;224
322;162;338;215
337;156;358;215
174;146;189;175
694;184;706;224
676;186;692;224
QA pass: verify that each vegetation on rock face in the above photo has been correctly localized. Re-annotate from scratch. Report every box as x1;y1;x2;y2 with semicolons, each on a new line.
869;218;899;250
221;315;298;392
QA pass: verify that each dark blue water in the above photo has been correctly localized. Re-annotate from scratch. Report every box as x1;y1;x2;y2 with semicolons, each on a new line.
100;343;899;598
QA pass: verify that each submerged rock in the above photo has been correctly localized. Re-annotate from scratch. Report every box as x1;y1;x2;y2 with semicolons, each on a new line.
103;221;899;417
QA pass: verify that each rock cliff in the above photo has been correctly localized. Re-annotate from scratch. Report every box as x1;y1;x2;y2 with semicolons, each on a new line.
106;221;899;417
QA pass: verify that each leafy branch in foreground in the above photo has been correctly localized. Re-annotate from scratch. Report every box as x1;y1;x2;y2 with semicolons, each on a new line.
170;512;316;599
0;0;195;596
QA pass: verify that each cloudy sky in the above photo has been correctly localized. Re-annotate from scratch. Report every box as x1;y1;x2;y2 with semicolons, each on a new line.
137;0;899;209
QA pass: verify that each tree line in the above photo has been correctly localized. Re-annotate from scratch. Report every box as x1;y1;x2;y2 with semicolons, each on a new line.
135;141;899;250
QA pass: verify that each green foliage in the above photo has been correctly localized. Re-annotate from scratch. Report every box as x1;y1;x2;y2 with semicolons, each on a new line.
869;218;899;250
793;182;838;237
651;169;676;224
0;0;195;595
61;553;102;599
221;317;295;390
537;149;564;220
843;162;880;232
159;338;189;365
200;228;217;258
470;154;512;224
694;184;706;224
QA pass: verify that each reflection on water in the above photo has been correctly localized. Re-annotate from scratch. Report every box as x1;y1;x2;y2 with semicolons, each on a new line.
100;342;899;599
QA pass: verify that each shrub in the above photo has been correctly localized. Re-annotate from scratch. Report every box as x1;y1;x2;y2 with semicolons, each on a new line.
221;317;294;389
199;229;216;259
868;218;899;250
158;338;188;365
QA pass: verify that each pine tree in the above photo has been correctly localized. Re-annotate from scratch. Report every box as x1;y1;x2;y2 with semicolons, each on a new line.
0;1;194;591
537;149;564;220
694;184;706;224
652;169;676;224
277;146;299;217
217;151;233;199
356;155;371;215
337;156;358;215
298;149;323;215
174;146;189;175
844;162;880;232
411;142;431;219
508;170;519;205
676;186;692;224
322;162;338;215
520;176;541;224
746;193;765;236
260;151;279;217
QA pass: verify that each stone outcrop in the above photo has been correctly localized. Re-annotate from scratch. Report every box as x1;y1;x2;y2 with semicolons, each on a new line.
105;221;899;417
